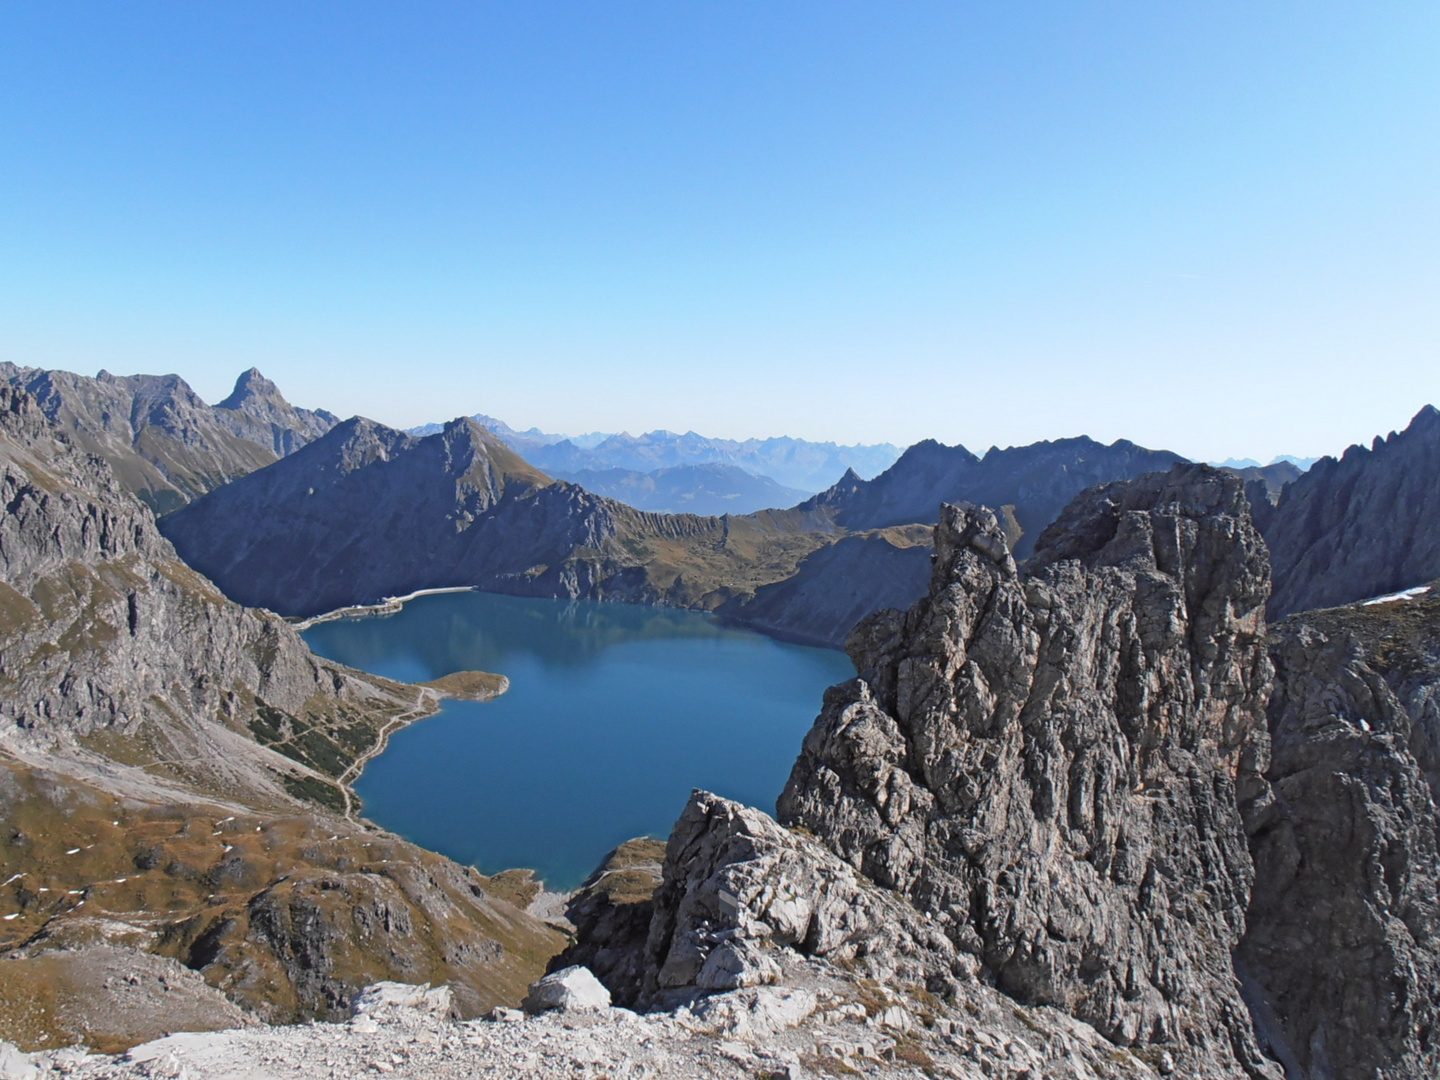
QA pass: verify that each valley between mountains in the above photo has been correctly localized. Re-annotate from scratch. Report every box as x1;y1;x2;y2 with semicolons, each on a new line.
4;364;1440;1079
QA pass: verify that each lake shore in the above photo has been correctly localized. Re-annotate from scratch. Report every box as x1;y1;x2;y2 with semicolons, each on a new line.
288;586;478;631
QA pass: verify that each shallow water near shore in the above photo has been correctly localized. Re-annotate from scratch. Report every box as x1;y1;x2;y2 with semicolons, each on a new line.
302;591;854;891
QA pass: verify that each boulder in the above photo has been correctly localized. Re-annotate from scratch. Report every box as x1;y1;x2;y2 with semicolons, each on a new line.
522;966;612;1015
0;1042;37;1080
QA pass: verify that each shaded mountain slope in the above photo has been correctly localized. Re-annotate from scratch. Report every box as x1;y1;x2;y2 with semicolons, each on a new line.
1264;405;1440;618
0;387;565;1048
1240;590;1440;1079
162;416;1210;650
717;525;933;647
160;416;832;619
802;434;1188;558
0;365;337;515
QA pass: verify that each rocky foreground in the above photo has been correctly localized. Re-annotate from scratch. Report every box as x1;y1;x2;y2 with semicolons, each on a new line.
0;960;1173;1080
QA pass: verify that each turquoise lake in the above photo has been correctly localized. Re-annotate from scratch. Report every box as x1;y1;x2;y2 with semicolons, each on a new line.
301;592;854;891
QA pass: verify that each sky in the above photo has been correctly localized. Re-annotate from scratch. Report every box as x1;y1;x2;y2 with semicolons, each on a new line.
1;3;1437;462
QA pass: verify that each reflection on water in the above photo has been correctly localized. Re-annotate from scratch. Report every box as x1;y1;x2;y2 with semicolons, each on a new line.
303;591;853;890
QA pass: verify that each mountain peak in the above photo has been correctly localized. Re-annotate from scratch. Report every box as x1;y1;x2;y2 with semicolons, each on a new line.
218;367;284;410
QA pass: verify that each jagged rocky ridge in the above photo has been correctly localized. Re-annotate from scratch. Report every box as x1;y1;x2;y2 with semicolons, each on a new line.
1241;594;1440;1078
1264;404;1440;619
802;434;1188;558
10;406;1440;1077
547;464;1440;1078
773;467;1280;1077
0;386;564;1049
0;364;336;514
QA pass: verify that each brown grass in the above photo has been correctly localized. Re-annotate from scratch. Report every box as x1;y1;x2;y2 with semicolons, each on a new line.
420;670;509;700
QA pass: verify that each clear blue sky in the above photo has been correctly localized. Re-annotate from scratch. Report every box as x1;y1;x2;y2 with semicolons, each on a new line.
1;3;1436;461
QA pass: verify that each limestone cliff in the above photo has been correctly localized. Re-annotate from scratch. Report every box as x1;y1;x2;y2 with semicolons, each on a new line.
1240;595;1440;1079
1265;404;1440;618
777;466;1280;1077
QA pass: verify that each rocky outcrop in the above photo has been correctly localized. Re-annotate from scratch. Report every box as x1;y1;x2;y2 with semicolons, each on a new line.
1265;405;1440;618
1238;597;1440;1079
618;791;959;1010
0;364;335;515
0;387;566;1046
777;465;1280;1078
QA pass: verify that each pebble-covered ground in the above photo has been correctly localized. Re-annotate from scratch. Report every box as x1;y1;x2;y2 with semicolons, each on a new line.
0;960;1166;1080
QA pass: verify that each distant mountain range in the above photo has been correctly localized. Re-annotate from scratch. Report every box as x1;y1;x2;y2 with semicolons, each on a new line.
409;414;903;494
1212;454;1320;471
162;411;1208;648
549;463;810;516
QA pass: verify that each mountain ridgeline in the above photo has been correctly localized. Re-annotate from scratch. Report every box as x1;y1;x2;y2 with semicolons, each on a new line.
160;412;1211;649
1262;405;1440;618
8;360;1440;1076
410;414;904;493
159;416;835;619
0;386;565;1048
552;465;1440;1078
0;364;336;515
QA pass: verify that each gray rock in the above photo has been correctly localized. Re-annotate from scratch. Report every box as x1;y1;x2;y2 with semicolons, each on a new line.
0;387;564;1029
0;1041;38;1080
627;791;957;1010
779;466;1282;1078
0;362;334;515
1239;607;1440;1078
521;966;612;1014
1264;404;1440;618
352;983;455;1022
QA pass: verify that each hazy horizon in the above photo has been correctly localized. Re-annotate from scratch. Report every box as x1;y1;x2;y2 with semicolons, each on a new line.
2;3;1437;463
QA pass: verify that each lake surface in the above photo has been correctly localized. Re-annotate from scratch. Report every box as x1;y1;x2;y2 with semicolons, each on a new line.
302;592;854;890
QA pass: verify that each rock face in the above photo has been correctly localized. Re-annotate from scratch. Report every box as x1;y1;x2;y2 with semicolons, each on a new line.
521;967;612;1014
0;387;565;1046
0;364;336;515
0;385;398;801
778;465;1280;1077
1239;597;1440;1079
630;792;958;1008
1265;404;1440;618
